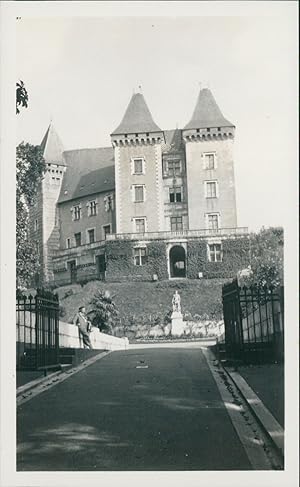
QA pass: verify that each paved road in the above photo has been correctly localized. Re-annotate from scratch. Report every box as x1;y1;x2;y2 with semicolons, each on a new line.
17;346;252;471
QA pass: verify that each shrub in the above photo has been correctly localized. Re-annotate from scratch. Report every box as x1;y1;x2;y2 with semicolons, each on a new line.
88;289;119;334
241;227;284;289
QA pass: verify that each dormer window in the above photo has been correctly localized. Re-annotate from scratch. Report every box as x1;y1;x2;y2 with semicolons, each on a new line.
104;194;114;212
87;200;97;216
71;204;82;221
74;206;81;220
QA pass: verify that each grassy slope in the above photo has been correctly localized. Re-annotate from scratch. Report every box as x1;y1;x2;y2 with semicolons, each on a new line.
57;279;228;324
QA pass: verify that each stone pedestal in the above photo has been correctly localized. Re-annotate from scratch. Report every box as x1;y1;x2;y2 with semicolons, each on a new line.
171;311;185;337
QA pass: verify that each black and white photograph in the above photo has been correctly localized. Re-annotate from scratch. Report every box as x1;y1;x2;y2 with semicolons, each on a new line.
0;1;298;486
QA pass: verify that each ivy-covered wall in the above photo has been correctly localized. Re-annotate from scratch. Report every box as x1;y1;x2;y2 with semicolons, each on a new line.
52;236;251;284
105;240;169;281
106;236;250;281
187;236;250;279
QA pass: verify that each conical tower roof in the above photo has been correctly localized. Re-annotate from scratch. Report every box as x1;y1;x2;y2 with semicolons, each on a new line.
111;93;162;135
184;88;234;130
40;123;65;165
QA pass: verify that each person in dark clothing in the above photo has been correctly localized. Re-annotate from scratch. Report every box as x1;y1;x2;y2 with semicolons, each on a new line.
73;306;93;349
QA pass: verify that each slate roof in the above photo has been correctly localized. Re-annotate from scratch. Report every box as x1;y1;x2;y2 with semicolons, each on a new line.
162;129;184;154
58;147;114;204
111;93;162;135
184;88;234;130
58;128;188;204
40;123;66;165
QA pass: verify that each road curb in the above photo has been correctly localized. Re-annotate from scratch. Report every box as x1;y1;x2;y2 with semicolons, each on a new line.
17;370;62;397
17;350;112;406
223;365;284;460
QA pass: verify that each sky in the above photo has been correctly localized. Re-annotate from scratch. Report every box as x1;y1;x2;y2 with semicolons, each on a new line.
16;10;298;232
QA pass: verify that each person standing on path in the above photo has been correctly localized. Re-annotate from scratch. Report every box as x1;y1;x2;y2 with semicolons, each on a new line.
73;306;93;349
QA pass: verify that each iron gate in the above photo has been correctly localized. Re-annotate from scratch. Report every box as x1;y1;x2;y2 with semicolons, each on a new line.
222;279;284;363
16;288;59;370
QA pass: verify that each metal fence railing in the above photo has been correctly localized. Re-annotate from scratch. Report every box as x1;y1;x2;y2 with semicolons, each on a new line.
16;289;60;370
222;279;284;363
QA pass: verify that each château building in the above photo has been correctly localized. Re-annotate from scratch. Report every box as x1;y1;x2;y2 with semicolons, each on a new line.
29;88;249;285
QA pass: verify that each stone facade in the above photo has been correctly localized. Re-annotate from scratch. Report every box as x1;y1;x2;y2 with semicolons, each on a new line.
30;88;248;285
58;190;116;249
112;142;164;233
184;133;237;229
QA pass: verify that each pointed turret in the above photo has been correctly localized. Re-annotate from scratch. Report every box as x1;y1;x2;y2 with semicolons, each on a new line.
40;123;65;165
111;91;164;234
184;88;234;130
111;93;162;136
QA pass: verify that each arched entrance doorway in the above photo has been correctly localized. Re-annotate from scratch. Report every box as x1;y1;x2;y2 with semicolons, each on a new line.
169;245;186;278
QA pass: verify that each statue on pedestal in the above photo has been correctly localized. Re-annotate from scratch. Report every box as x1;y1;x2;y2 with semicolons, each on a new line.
172;290;181;314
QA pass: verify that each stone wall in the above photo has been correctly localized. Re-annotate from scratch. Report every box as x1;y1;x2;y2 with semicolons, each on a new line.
42;169;65;282
185;136;237;230
52;235;250;285
17;315;129;351
114;143;164;233
59;321;129;350
58;190;116;249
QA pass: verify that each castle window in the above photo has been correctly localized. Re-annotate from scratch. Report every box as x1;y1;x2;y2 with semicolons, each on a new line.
204;153;216;170
132;157;145;175
170;216;183;231
207;128;211;132
206;213;220;232
169;186;182;203
34;219;38;231
87;228;95;244
36;242;39;255
167;160;181;176
74;232;81;247
218;127;221;131
134;247;147;266
104;194;114;212
66;238;71;249
74;205;81;220
134;185;145;202
102;224;111;240
208;243;222;262
88;200;97;216
134;218;146;233
146;133;149;137
205;181;218;198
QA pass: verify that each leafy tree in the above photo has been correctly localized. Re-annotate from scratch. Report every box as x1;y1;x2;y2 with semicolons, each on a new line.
16;143;46;289
88;290;119;334
241;227;284;289
16;80;28;114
